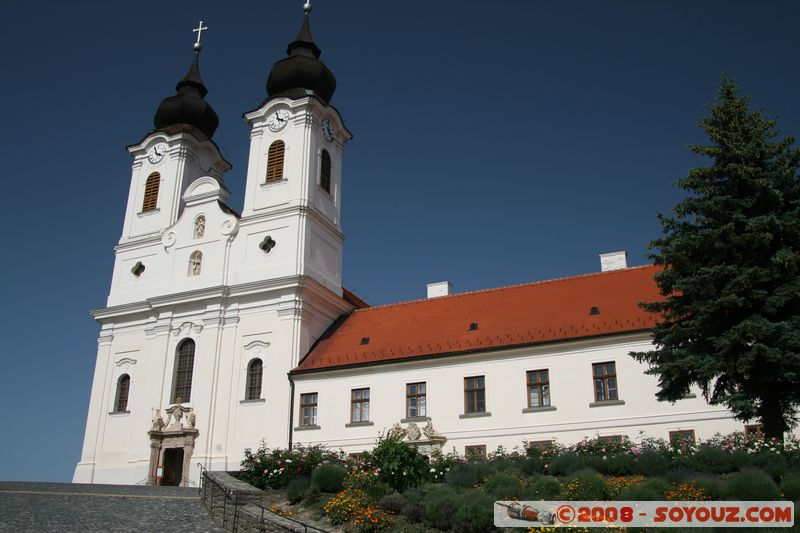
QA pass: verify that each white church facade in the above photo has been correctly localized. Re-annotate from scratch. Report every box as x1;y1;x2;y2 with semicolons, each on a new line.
74;8;744;487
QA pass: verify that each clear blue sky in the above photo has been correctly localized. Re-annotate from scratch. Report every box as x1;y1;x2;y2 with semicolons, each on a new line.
0;1;797;483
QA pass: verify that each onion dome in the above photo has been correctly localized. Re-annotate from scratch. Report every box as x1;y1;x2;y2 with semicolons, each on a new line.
154;50;219;138
266;2;336;105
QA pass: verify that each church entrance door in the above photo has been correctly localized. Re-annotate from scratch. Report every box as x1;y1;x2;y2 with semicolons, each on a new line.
161;448;184;486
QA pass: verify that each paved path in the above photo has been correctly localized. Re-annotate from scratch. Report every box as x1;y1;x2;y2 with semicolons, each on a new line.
0;482;225;533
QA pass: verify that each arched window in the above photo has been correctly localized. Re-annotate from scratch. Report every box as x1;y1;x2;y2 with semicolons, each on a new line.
142;172;161;212
265;141;285;182
188;251;202;277
246;359;263;401
320;149;331;194
173;339;195;403
115;374;130;412
194;216;205;239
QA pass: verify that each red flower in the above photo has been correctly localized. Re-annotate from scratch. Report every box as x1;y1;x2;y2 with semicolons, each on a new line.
296;467;302;473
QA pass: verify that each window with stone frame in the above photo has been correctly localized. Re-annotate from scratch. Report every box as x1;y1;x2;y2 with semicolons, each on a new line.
527;369;551;408
669;429;696;450
141;172;160;212
527;440;555;450
320;149;331;194
598;435;623;444
265;140;285;182
115;374;130;412
300;393;318;427
745;424;765;438
592;362;619;401
465;445;487;458
464;376;486;413
246;359;263;401
172;339;195;403
350;388;370;423
406;382;426;418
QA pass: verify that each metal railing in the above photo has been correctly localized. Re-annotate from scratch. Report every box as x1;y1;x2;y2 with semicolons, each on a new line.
199;469;329;533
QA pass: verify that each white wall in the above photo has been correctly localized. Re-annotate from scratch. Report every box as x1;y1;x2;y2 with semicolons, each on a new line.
290;333;744;456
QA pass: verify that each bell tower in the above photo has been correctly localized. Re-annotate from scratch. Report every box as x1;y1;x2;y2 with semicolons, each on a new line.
238;1;351;296
109;27;231;306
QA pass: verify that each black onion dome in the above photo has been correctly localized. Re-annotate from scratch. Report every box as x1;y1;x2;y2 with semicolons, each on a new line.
266;11;336;105
154;53;219;138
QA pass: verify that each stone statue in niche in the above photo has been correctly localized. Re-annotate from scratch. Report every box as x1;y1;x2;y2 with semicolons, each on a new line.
189;251;202;276
151;408;165;431
194;216;205;239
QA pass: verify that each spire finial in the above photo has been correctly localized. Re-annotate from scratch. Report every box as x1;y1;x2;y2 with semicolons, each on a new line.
192;20;208;53
303;1;312;14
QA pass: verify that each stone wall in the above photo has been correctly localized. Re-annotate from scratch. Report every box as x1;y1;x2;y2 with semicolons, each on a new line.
201;471;329;533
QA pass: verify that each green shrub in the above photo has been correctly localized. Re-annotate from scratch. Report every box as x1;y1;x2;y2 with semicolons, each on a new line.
240;442;342;489
483;472;523;500
722;468;780;500
693;477;722;500
402;501;427;523
562;469;607;500
614;478;669;501
364;433;431;492
379;492;406;514
452;492;495;533
689;446;734;474
425;486;461;531
444;462;492;488
604;454;637;476
286;476;310;504
547;453;585;476
311;463;347;493
780;473;800;501
520;455;544;475
636;450;669;476
528;475;561;499
750;452;788;482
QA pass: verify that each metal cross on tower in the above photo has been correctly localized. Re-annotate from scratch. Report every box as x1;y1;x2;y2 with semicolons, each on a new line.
192;21;208;51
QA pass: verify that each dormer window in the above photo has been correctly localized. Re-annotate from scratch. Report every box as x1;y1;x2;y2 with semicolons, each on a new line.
188;251;202;277
320;149;331;194
194;216;205;239
266;141;285;182
141;172;160;212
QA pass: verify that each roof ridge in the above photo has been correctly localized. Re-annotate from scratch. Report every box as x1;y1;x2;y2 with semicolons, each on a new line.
349;264;658;314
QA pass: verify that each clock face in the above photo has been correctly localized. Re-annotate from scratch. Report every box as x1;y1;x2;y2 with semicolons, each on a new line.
148;143;167;164
267;109;290;132
321;118;334;141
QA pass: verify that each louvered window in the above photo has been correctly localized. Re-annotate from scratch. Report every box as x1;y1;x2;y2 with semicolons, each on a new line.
172;339;195;403
246;359;263;401
142;172;160;212
265;141;285;182
115;374;130;412
320;149;331;193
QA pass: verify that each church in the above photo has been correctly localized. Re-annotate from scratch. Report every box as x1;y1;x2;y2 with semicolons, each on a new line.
73;5;744;487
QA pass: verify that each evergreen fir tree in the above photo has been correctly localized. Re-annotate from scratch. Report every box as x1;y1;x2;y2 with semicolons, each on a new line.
632;77;800;439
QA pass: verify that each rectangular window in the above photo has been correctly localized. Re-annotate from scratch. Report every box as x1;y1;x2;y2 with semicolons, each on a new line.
745;424;764;438
300;393;318;427
464;376;486;414
351;388;370;423
669;430;696;449
406;382;427;418
527;440;554;450
592;362;619;401
526;369;551;408
598;435;623;444
465;445;487;458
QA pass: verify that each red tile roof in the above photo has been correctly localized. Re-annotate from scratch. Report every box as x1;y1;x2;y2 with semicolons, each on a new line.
293;265;663;373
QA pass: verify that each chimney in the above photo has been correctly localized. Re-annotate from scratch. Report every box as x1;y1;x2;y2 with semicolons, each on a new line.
599;251;628;272
427;281;453;298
